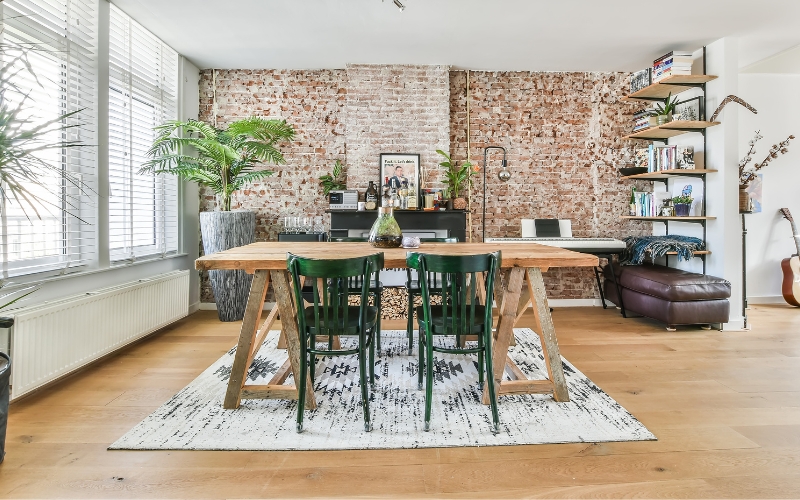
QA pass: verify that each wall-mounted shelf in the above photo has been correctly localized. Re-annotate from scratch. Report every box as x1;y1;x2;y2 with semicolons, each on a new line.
663;250;711;256
621;215;715;223
623;75;718;101
621;168;718;180
625;120;719;140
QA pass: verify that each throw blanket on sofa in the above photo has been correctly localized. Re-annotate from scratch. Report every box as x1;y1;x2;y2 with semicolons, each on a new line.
622;235;706;265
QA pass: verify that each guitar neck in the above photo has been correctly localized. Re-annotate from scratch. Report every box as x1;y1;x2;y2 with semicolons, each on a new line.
794;234;800;256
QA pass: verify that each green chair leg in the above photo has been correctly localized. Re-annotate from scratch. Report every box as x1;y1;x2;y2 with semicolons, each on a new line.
297;338;308;433
359;336;372;432
484;331;500;434
424;329;434;431
407;291;415;355
376;307;382;352
417;326;424;391
369;329;376;389
478;332;484;386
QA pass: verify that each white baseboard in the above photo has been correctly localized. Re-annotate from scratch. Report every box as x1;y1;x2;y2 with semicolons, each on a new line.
189;301;201;314
547;298;604;307
747;295;786;305
199;302;276;311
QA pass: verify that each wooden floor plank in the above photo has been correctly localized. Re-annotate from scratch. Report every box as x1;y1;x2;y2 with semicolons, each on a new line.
3;304;799;498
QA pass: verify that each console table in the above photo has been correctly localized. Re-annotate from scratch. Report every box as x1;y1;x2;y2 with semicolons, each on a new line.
328;209;467;242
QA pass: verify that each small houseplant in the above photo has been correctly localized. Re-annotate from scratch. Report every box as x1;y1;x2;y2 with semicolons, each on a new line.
672;194;693;217
436;150;476;210
318;159;347;197
141;117;295;321
648;93;683;126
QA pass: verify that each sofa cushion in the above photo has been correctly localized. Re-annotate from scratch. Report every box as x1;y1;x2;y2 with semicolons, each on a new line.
612;264;731;301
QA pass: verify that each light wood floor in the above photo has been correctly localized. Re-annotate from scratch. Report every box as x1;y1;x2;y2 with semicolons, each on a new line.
2;304;800;498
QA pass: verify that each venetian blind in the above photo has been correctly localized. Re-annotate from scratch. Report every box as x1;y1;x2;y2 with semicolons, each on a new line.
108;4;178;262
1;0;98;277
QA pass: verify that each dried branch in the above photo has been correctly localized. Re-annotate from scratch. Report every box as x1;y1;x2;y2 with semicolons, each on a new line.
739;133;795;186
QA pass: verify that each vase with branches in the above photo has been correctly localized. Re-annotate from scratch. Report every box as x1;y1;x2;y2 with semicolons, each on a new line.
738;130;794;212
141;117;295;321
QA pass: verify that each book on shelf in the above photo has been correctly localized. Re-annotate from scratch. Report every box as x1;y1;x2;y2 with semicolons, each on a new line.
652;51;693;82
643;144;678;173
631;190;672;217
632;109;651;132
653;51;693;65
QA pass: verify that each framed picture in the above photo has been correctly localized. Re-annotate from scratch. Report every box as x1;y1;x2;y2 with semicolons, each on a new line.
674;96;703;122
631;68;651;93
379;153;420;198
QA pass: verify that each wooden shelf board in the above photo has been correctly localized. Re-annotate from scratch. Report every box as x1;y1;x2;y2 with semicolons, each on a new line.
625;121;720;140
621;168;718;180
621;216;716;221
623;75;718;101
663;250;711;255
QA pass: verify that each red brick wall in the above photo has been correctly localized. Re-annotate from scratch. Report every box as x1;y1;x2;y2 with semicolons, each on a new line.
449;71;650;299
198;65;648;303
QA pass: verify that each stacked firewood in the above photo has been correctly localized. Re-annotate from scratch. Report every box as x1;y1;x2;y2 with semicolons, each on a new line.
348;287;441;320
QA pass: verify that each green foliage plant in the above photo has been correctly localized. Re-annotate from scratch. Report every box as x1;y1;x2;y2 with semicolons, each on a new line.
140;117;295;211
436;149;476;199
318;159;347;197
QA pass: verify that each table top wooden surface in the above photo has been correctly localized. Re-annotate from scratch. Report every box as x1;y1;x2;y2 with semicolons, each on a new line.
195;242;599;272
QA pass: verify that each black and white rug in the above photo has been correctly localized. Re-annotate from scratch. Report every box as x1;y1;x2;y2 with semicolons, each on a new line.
110;329;655;451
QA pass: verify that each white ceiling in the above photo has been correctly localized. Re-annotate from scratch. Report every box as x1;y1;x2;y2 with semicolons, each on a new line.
110;0;800;71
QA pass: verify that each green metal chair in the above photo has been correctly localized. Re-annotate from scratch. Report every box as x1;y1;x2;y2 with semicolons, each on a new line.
405;237;459;354
408;250;501;433
288;252;383;433
330;237;384;350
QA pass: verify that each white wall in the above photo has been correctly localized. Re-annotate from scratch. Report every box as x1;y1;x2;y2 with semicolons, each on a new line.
739;73;800;303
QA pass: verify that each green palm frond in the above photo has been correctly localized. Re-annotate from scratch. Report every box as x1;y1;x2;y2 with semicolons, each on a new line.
142;116;294;211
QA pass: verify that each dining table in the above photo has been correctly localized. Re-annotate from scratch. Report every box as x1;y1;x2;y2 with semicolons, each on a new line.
195;242;599;410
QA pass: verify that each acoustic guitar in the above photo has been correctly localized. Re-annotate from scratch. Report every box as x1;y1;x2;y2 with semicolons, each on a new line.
779;208;800;307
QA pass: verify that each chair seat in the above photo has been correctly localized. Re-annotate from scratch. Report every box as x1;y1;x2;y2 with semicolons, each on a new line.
303;305;378;334
415;305;487;335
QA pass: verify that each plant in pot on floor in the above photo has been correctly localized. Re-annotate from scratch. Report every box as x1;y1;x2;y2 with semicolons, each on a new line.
141;118;294;321
436;149;476;210
0;39;91;463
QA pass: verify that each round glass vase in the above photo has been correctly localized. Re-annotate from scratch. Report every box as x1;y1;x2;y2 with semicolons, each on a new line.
368;206;403;248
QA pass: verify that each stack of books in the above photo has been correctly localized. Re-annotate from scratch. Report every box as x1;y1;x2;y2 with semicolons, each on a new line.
653;51;693;83
633;110;651;132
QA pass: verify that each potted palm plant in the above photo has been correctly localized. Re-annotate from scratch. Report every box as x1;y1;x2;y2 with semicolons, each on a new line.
436;150;476;210
140;118;295;321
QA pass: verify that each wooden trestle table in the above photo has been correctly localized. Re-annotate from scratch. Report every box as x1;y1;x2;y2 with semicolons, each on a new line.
195;242;599;410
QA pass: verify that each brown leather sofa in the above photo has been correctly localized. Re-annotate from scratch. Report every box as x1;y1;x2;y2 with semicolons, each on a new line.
603;263;731;330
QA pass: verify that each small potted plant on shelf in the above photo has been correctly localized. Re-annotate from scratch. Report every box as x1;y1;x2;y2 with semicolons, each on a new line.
672;194;693;217
648;93;683;126
436;150;476;210
318;159;347;198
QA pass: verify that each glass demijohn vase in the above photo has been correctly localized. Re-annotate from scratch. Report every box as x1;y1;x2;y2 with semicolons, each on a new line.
368;206;403;248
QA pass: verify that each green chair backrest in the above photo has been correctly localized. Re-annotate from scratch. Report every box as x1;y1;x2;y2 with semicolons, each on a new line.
287;252;382;336
407;251;501;336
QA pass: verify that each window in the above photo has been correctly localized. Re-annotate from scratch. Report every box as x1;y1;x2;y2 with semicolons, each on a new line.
108;5;178;262
1;0;97;277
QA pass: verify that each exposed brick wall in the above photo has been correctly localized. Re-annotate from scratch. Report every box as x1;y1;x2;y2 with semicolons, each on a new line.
345;64;450;190
198;65;649;303
449;71;650;298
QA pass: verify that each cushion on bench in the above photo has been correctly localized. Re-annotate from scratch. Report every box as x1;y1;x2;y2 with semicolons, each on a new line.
605;264;731;301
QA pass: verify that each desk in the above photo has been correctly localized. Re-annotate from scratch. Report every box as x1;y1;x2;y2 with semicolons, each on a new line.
195;242;598;409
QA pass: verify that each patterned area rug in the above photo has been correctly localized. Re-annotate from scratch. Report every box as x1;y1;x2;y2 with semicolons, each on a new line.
110;329;655;450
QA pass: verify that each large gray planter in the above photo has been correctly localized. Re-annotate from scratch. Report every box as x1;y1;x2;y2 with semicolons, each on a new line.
200;211;256;322
0;317;11;465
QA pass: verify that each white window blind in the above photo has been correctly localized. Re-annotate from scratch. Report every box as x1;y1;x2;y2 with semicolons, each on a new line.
108;5;178;262
1;0;98;278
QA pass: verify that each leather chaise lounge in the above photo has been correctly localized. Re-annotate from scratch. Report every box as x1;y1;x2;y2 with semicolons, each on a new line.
603;263;731;330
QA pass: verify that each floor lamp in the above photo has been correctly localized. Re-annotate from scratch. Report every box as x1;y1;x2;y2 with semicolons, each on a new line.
482;146;510;242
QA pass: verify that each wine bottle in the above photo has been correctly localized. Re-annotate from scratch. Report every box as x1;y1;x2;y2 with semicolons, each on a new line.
399;181;408;210
629;187;636;216
365;181;378;210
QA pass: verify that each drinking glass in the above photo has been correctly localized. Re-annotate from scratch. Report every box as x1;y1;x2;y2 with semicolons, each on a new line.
302;217;313;233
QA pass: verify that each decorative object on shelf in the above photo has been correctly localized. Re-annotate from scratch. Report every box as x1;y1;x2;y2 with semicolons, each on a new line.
778;208;800;307
622;235;706;265
672;185;693;217
676;146;695;169
319;159;347;197
709;95;758;122
481;146;509;241
141;117;295;321
630;68;651;93
401;236;421;249
619;167;648;177
368;206;403;248
674;96;702;122
436;149;476;211
660;198;674;217
380;153;420;210
365;181;379;210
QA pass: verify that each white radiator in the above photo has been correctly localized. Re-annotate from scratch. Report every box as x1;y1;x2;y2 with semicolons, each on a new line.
10;270;189;400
